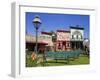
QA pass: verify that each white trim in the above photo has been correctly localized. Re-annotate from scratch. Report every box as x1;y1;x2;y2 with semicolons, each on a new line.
11;2;96;78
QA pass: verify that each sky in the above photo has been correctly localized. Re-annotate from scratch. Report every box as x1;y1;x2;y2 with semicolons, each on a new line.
26;12;90;39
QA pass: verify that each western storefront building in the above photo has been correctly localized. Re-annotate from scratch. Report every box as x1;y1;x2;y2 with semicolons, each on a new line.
26;26;84;52
56;30;71;51
40;32;53;51
70;26;84;50
26;34;48;53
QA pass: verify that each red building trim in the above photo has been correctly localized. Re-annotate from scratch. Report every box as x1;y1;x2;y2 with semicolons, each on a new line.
26;42;48;45
57;30;70;33
41;31;52;35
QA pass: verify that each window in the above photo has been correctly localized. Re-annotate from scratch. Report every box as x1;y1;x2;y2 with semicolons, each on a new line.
76;35;78;39
72;35;74;39
72;31;83;40
67;43;70;47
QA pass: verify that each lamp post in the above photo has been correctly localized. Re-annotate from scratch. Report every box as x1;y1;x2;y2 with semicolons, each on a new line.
32;15;41;54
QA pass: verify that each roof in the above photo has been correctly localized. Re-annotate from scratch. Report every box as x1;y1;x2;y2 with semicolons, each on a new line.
26;42;48;45
57;30;70;33
70;27;84;30
41;31;52;35
26;34;53;46
26;34;45;43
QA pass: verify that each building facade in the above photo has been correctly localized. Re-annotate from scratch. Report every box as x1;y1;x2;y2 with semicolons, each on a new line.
70;26;84;50
26;26;85;52
56;30;71;51
40;32;53;51
26;34;48;53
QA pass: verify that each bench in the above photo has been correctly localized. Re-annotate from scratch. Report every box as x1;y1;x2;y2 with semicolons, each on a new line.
45;50;82;64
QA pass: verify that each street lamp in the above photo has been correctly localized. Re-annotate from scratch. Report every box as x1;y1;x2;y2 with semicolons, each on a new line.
32;15;41;54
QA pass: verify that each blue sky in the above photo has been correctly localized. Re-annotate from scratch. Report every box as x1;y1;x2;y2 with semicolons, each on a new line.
26;12;90;38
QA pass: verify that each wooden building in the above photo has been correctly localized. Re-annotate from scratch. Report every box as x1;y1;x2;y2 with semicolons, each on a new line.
26;26;84;53
70;26;84;50
56;30;71;51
